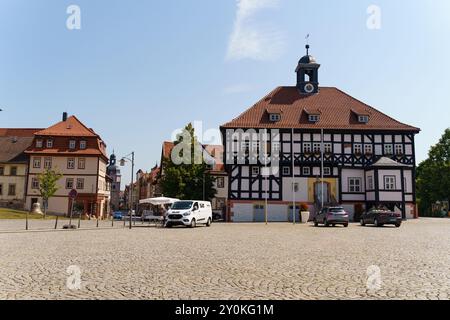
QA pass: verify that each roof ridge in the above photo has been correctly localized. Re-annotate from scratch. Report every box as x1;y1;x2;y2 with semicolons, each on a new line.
222;87;282;127
333;87;421;131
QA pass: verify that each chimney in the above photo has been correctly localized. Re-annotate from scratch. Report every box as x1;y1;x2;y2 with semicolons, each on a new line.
62;112;68;122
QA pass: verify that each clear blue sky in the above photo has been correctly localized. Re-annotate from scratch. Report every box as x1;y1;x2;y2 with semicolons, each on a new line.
1;0;449;186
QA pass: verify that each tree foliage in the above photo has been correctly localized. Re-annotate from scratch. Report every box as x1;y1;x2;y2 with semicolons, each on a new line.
416;129;450;216
38;169;63;218
161;124;217;201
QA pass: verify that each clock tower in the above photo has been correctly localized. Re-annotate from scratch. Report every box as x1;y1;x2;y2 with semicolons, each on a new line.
296;45;320;95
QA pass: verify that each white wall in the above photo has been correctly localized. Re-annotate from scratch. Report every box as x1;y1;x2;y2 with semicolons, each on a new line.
282;178;308;202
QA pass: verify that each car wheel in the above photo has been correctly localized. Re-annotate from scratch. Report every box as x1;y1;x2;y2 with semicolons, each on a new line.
324;219;330;227
314;219;319;227
374;218;380;227
190;219;197;228
395;223;401;228
206;218;212;227
360;218;366;226
165;223;172;228
332;224;336;227
344;223;349;228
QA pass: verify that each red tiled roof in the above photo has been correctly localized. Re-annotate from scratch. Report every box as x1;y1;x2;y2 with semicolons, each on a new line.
221;87;420;132
25;116;108;159
34;116;97;137
0;128;42;137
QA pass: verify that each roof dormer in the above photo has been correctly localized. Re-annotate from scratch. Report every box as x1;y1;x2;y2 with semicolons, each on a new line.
352;109;371;124
304;108;321;123
266;106;283;123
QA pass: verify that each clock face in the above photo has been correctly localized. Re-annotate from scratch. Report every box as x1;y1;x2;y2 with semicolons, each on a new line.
304;83;315;93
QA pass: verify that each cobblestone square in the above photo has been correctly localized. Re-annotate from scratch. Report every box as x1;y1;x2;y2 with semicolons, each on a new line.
0;218;449;300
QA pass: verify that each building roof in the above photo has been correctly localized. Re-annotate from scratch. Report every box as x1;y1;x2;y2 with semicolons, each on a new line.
371;157;411;167
0;129;38;163
161;141;225;172
34;116;98;137
221;87;420;132
25;115;108;159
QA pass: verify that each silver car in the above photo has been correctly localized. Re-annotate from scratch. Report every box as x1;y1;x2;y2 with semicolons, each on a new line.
314;206;349;227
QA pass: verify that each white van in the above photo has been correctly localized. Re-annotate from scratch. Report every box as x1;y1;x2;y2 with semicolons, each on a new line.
165;201;212;228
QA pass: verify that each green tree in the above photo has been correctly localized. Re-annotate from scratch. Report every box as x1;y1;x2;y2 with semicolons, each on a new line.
416;129;450;216
161;123;217;201
38;169;63;218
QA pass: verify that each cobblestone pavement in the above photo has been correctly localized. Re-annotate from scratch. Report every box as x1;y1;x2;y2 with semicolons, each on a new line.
0;218;449;300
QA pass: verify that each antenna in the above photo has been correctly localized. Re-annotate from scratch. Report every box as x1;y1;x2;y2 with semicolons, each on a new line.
305;34;310;55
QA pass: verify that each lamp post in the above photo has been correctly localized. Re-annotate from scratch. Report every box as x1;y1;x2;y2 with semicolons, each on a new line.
120;152;135;230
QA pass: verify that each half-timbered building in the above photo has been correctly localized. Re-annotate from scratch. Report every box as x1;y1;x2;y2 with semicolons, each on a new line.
221;46;420;222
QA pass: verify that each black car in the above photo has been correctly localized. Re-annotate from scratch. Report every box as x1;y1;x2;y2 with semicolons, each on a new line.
360;209;402;227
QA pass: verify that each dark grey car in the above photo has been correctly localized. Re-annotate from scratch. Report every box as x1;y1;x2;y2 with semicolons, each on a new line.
360;209;402;227
314;206;349;227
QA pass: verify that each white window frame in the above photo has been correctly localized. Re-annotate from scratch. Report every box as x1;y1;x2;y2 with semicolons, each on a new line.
324;143;332;153
269;114;281;122
384;144;393;155
308;115;320;122
313;143;321;153
36;140;43;148
67;158;75;169
44;157;52;169
364;144;373;154
66;178;74;190
80;140;87;150
349;178;362;193
69;140;76;149
302;167;310;176
283;167;291;176
323;167;331;176
78;158;86;169
33;157;41;169
354;144;362;154
46;139;53;148
395;144;404;155
32;178;39;190
368;176;374;190
384;176;396;190
303;143;312;153
358;115;369;123
76;178;84;190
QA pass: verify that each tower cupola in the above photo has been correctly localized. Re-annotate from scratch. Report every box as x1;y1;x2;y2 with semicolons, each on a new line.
296;44;320;95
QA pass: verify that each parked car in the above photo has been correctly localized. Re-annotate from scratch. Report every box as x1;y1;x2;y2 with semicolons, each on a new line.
314;206;349;227
113;211;125;220
212;211;223;221
166;201;212;228
360;209;402;228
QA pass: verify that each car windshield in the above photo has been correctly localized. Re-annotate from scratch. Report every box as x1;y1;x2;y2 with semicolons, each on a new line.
171;201;193;210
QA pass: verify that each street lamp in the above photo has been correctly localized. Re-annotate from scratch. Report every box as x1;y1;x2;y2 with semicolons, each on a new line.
120;152;135;230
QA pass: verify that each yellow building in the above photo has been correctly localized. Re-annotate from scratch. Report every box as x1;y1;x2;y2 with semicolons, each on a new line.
0;129;41;209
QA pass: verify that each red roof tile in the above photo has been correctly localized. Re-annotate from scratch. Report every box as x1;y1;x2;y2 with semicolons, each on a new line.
221;87;420;132
34;116;97;137
0;128;42;137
